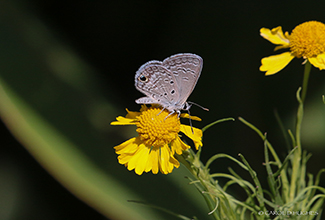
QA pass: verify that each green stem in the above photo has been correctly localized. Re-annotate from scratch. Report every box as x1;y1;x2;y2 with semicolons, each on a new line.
178;149;239;220
289;61;311;201
295;87;303;155
296;61;311;153
176;151;221;220
301;61;311;103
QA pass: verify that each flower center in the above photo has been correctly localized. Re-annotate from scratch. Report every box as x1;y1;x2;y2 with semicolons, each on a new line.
289;21;325;58
136;107;180;148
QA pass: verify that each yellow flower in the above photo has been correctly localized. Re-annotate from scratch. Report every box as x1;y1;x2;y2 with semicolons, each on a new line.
111;105;203;175
260;21;325;75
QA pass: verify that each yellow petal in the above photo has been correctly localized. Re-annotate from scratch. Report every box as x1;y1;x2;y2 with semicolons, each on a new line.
260;26;290;47
159;146;171;174
308;53;325;70
114;137;139;154
180;113;202;121
144;148;155;173
168;154;180;170
117;154;132;165
134;147;150;175
171;137;190;155
158;146;179;174
127;144;150;175
180;125;203;150
147;148;159;174
125;108;141;119
110;116;137;125
260;52;295;75
274;45;290;51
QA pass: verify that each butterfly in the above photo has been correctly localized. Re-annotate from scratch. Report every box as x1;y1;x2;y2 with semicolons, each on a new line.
134;53;207;116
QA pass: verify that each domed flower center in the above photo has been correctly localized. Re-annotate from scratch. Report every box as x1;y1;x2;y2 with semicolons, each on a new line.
289;21;325;58
136;107;180;148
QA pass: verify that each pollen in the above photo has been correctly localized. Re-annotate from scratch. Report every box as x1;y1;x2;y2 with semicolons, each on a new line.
135;107;180;148
289;21;325;58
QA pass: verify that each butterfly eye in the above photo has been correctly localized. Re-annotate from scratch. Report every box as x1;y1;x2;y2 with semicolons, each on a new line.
138;74;148;82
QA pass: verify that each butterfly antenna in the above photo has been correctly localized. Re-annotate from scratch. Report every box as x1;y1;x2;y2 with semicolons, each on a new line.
187;101;209;111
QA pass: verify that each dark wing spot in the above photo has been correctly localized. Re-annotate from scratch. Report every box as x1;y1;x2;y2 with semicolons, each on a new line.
138;74;148;82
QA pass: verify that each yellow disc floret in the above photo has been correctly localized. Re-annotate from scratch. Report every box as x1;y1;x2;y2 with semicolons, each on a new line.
289;21;325;58
136;107;180;148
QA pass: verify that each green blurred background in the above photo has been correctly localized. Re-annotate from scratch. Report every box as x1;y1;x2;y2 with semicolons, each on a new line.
0;1;324;219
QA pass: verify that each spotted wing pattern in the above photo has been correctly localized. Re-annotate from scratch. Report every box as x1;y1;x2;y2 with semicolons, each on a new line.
135;61;180;111
134;53;203;113
162;53;203;107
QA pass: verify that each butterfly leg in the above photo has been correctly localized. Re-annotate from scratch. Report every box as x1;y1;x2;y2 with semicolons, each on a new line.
182;103;194;134
186;108;194;134
164;110;176;121
177;110;181;118
155;106;177;120
184;102;193;111
157;106;166;116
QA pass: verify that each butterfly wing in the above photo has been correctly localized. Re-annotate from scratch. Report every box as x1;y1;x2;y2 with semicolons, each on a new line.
134;60;180;110
162;53;203;106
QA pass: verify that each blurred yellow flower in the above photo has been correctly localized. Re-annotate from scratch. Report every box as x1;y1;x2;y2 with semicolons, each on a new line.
260;21;325;75
111;105;202;175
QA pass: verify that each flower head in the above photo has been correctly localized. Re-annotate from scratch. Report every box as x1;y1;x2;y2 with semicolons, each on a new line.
111;105;203;175
260;21;325;75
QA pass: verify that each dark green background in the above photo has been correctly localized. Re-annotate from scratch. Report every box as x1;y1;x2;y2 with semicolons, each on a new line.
1;1;324;219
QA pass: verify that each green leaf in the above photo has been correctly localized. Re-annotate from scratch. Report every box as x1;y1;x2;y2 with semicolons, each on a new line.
0;78;160;220
202;118;235;133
